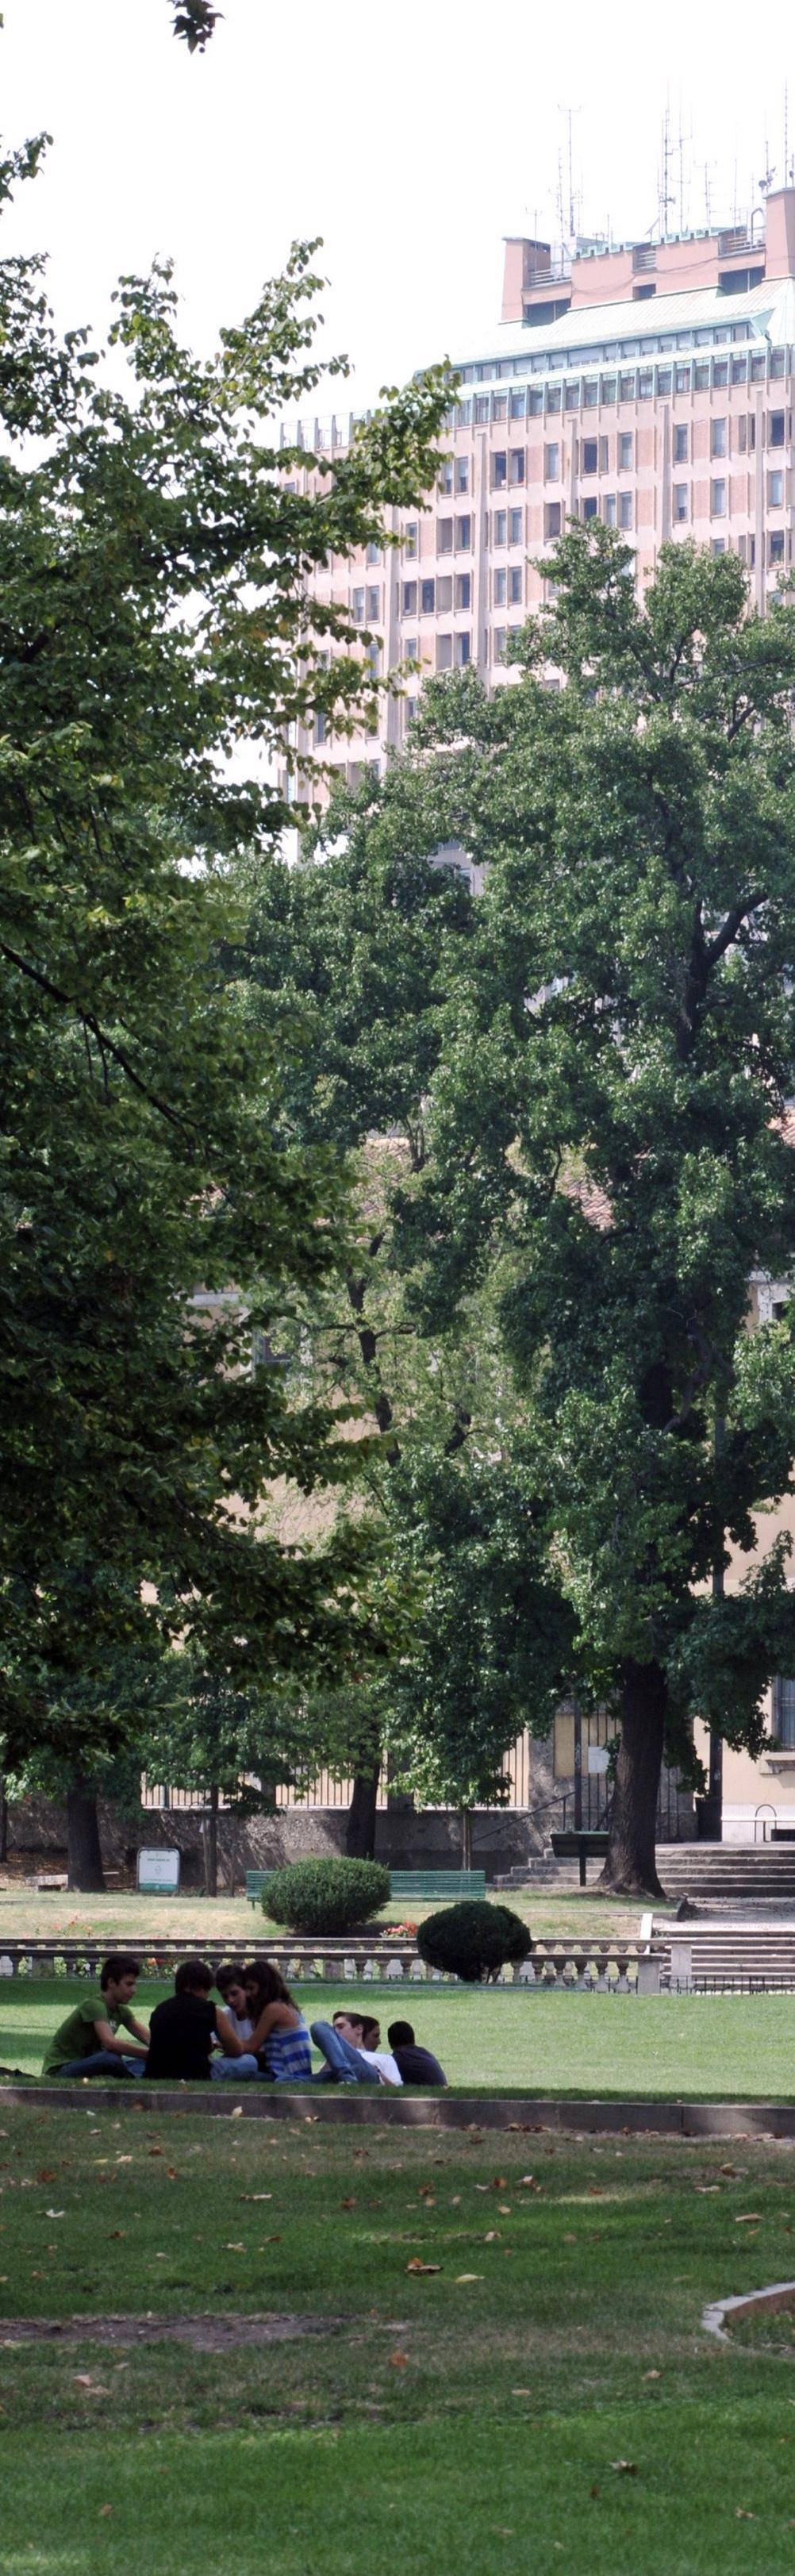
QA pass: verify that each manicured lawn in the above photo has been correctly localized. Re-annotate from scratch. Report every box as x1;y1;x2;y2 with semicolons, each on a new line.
5;1975;795;2097
0;1883;653;1943
2;2107;795;2571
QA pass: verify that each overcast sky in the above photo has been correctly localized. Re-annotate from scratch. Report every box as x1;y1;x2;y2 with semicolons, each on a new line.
2;0;795;411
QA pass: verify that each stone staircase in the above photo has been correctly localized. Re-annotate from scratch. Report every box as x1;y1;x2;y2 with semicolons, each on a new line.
505;1843;795;1909
652;1917;795;1988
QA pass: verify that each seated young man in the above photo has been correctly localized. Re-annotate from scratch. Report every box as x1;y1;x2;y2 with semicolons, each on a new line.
214;1963;253;2046
310;2009;401;2087
43;1954;148;2079
387;2019;447;2087
144;1958;248;2082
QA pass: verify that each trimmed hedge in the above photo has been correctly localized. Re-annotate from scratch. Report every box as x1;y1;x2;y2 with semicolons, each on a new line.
260;1855;390;1936
417;1899;532;1983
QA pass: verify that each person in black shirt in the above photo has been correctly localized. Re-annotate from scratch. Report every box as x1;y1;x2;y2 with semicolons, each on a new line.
145;1959;246;2082
386;2019;447;2087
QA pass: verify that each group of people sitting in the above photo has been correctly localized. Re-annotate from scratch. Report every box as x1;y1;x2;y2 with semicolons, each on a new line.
43;1952;447;2089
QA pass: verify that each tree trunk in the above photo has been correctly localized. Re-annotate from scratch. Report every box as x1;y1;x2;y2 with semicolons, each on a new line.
460;1807;473;1870
346;1756;380;1859
597;1660;666;1897
0;1774;7;1864
67;1777;106;1892
203;1783;219;1897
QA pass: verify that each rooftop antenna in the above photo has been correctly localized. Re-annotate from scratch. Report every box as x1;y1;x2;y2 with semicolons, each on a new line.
659;100;675;236
759;130;776;196
556;105;581;244
703;160;713;227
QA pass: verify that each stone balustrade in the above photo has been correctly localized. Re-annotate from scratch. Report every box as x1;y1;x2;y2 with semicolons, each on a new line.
0;1936;660;1990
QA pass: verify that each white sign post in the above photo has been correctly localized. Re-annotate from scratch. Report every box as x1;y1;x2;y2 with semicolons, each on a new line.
136;1847;181;1894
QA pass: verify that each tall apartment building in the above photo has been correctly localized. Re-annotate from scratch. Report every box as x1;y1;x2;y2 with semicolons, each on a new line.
282;186;795;796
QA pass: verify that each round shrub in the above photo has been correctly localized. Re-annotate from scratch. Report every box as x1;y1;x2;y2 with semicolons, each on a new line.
261;1855;390;1936
417;1899;532;1983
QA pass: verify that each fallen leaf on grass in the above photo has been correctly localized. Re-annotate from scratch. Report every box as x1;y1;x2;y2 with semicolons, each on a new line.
511;2386;532;2395
44;2209;64;2220
406;2259;441;2274
610;2461;638;2476
734;2214;762;2224
735;2508;756;2519
229;2107;243;2119
98;2506;113;2517
642;2370;660;2381
241;2194;272;2203
388;2351;410;2369
225;2242;246;2252
340;2197;356;2209
590;2485;601;2500
455;2274;483;2284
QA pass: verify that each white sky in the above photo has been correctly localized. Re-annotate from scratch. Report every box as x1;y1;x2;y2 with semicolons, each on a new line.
2;0;794;409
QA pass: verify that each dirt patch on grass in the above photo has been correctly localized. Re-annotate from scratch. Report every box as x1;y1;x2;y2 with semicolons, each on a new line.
0;2311;349;2352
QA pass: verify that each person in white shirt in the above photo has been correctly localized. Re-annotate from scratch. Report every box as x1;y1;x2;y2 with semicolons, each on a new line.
309;2008;402;2086
337;2011;402;2086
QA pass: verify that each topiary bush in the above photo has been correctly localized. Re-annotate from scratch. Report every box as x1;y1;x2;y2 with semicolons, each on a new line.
417;1899;532;1983
261;1855;390;1936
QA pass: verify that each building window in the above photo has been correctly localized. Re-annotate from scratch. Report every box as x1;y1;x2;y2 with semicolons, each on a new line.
601;375;617;406
455;573;471;611
509;448;525;484
674;423;689;463
619;492;633;530
769;471;785;507
619;432;634;471
509;507;523;545
528;388;543;415
367;586;380;620
544;501;562;539
437;517;453;554
509;389;525;417
751;354;766;382
711;479;727;517
565;383;580;411
366;540;382;565
674;484;689;522
368;640;380;677
619;372;636;402
711;418;727;458
455;456;470;492
544;442;559;481
774;1678;795;1747
493;627;506;661
474;397;490;424
582;437;598;475
583;378;599;408
582;495;598;521
638;369;653;398
732;356;748;383
438;461;453;495
436;576;452;613
314;710;327;745
455;632;470;666
509;565;523;604
604;494;616;526
351;587;365;622
694;363;710;390
492;452;507;489
456;515;472;551
711;538;726;556
770;529;785;563
546;385;562;413
494;509;507;545
494;567;507;606
421;579;436;614
674;364;690;393
404;523;417;559
492;394;508;421
770;411;786;448
403;635;418;663
402;581;417;616
436;635;453;671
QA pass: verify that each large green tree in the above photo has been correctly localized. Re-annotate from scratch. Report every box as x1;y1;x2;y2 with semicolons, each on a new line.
371;529;795;1893
0;133;450;1877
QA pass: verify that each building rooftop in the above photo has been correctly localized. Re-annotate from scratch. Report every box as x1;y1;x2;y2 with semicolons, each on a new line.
448;272;795;386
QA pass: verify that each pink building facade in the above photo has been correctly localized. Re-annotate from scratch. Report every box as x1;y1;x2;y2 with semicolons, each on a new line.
282;188;795;798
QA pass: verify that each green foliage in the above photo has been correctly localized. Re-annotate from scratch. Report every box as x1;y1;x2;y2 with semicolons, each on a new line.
0;136;451;1780
171;0;221;47
417;1898;532;1982
261;1855;390;1934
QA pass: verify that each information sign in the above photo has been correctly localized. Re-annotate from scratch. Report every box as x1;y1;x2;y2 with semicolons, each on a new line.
136;1847;181;1894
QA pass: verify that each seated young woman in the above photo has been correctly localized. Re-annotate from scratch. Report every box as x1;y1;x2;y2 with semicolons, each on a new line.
244;1960;313;2082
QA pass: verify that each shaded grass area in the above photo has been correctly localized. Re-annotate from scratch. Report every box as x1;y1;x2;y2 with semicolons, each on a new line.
0;1885;651;1943
5;1978;795;2098
2;2110;795;2570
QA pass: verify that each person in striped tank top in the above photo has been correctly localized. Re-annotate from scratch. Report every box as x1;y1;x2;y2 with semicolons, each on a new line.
244;1961;313;2083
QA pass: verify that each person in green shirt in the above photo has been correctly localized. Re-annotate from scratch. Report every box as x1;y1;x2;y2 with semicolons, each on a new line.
43;1954;149;2078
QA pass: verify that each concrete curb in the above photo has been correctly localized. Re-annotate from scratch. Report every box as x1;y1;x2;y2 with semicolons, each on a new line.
703;2278;795;2342
2;2084;795;2134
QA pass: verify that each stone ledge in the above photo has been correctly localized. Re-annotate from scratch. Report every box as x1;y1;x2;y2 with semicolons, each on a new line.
2;2083;795;2135
703;2278;795;2341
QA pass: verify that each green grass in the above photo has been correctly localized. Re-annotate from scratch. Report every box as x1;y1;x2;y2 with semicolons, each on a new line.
5;1976;795;2098
0;1883;651;1943
2;2109;795;2570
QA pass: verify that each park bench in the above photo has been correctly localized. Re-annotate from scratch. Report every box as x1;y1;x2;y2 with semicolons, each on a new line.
389;1870;486;1902
550;1830;609;1889
246;1870;277;1908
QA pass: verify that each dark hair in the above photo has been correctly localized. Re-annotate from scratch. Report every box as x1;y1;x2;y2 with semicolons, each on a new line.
100;1953;141;1990
333;2008;363;2035
387;2020;415;2047
174;1957;213;1995
244;1960;294;2010
360;2017;380;2047
217;1961;247;1994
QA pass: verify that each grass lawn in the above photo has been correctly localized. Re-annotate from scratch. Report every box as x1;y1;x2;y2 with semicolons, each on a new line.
5;1976;795;2097
0;1884;655;1944
2;2106;795;2571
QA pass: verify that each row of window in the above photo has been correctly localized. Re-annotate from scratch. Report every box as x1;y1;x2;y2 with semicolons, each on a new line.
402;572;472;617
455;351;785;426
456;324;766;385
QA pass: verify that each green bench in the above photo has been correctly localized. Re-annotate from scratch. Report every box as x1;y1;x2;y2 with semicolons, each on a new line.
389;1870;486;1903
246;1870;276;1908
550;1830;609;1888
